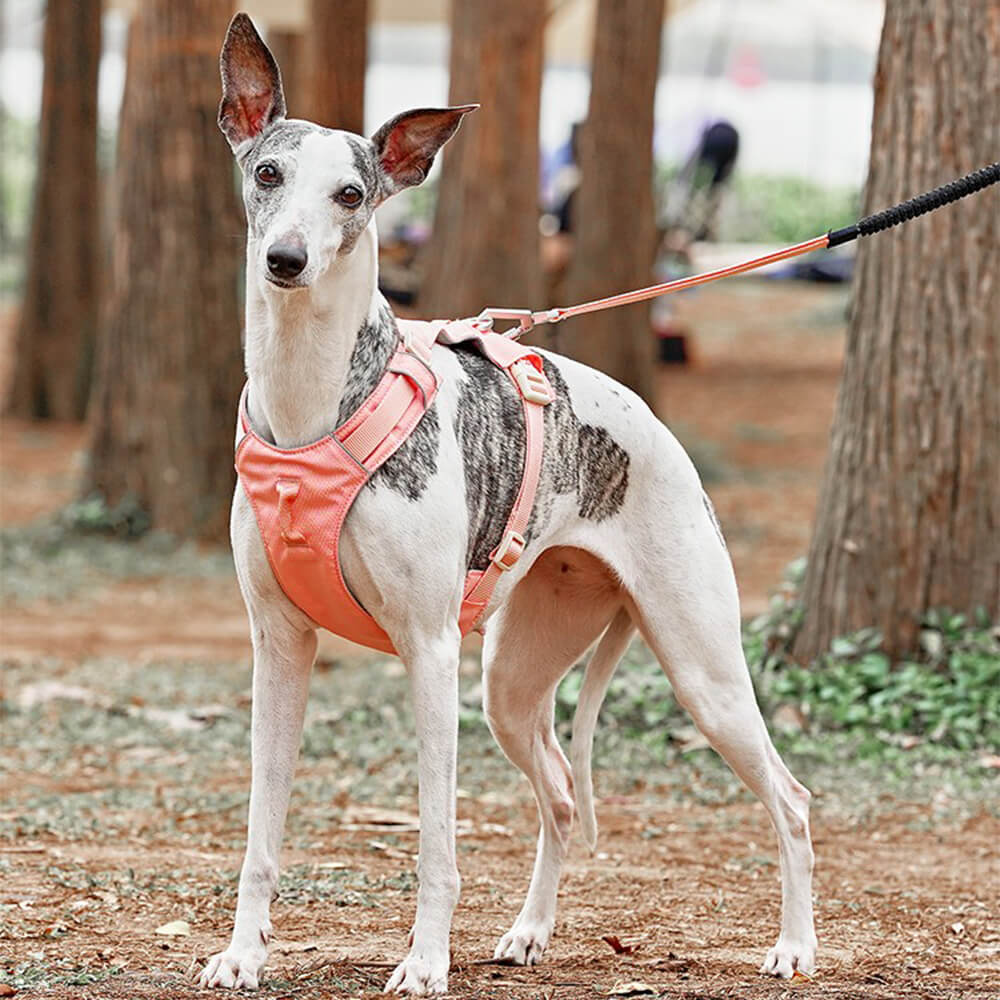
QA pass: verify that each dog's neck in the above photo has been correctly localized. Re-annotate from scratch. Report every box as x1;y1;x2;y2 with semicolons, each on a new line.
243;224;397;448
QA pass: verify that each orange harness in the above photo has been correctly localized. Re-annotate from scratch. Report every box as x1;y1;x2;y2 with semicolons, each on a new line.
235;319;554;654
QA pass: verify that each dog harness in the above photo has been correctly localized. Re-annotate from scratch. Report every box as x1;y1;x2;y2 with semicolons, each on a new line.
235;319;555;655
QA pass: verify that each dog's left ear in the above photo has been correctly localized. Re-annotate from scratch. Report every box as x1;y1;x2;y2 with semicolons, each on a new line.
219;13;287;155
371;105;478;198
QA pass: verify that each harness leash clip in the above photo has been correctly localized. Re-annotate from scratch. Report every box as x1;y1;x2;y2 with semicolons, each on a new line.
474;307;536;335
474;307;566;339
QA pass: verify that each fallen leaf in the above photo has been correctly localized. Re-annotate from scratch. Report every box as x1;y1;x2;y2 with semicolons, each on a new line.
606;981;656;997
343;805;420;828
0;984;17;997
276;941;320;955
155;919;191;937
602;934;643;955
791;969;813;984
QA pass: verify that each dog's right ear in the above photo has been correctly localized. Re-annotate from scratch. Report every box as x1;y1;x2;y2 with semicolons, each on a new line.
219;13;286;155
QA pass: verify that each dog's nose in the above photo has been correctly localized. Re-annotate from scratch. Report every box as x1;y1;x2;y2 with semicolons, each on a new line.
266;242;307;280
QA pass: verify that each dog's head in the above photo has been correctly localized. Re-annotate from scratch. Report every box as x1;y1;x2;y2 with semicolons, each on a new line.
219;13;474;291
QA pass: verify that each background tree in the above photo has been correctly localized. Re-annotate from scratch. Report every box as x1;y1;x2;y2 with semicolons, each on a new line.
86;0;243;540
267;29;305;113
303;0;367;131
561;0;663;407
419;0;546;320
8;0;100;420
793;0;1000;661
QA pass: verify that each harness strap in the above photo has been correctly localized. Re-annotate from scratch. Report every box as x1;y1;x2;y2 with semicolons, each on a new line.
339;352;433;466
431;320;554;630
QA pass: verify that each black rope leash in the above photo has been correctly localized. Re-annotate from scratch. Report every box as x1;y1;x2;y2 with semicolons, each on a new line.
827;162;1000;247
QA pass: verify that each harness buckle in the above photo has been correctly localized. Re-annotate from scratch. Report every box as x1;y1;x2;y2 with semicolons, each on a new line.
511;359;554;405
490;529;526;572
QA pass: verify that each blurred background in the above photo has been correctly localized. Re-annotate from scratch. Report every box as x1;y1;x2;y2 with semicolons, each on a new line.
0;0;883;598
1;3;998;995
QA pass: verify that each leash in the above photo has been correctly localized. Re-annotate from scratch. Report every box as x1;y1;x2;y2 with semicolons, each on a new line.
471;161;1000;338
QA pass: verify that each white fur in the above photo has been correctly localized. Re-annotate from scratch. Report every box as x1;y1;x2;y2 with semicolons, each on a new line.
199;100;816;999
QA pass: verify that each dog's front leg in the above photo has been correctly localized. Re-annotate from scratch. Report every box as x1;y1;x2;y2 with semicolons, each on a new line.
385;630;461;996
199;619;317;990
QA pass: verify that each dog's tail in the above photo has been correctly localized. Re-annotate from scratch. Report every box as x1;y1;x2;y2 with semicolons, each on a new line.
570;607;636;853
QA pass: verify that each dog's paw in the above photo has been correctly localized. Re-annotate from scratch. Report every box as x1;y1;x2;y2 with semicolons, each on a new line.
197;947;267;990
493;919;552;966
383;952;449;995
759;935;817;979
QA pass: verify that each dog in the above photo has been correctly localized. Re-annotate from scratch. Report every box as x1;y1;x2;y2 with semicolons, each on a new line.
198;13;817;995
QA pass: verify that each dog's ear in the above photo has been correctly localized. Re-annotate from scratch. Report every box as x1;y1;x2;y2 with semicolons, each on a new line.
219;13;286;155
371;106;478;197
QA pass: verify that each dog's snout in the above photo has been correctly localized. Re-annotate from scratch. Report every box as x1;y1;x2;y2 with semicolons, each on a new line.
266;242;308;281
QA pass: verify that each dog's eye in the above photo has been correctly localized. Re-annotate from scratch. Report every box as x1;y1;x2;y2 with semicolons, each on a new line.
255;162;281;187
335;185;364;208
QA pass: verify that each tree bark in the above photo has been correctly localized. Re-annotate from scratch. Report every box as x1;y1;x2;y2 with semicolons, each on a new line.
303;0;367;132
793;0;1000;660
8;0;100;420
561;0;663;407
267;29;305;116
419;0;546;320
86;0;244;540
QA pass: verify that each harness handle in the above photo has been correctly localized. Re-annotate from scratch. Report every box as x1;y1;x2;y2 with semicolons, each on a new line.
471;161;1000;339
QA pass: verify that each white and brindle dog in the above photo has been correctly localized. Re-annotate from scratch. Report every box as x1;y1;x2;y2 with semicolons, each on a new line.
199;14;816;995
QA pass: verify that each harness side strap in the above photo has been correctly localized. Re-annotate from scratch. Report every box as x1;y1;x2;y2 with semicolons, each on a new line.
462;359;551;625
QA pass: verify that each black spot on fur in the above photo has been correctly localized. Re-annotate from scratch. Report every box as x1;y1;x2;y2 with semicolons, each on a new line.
338;301;439;502
455;349;630;571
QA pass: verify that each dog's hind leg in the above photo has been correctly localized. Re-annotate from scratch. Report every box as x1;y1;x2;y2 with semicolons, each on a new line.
482;547;622;966
624;498;816;978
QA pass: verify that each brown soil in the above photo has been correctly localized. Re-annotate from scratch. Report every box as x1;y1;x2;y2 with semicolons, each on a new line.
3;802;998;999
3;283;998;999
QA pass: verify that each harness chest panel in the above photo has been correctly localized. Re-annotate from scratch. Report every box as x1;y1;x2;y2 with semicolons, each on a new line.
235;319;554;655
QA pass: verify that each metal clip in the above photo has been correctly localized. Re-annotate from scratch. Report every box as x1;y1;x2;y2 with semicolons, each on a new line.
475;308;536;337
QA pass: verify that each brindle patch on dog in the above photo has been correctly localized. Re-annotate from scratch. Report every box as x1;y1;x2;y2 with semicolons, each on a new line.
338;302;441;503
455;350;630;571
453;347;527;569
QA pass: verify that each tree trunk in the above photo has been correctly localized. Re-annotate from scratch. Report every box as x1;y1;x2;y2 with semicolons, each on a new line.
86;0;244;540
8;0;100;420
303;0;367;132
561;0;663;407
419;0;545;320
267;29;305;115
793;0;1000;661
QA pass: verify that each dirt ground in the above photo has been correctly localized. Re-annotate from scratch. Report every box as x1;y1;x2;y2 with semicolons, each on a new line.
2;281;998;999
